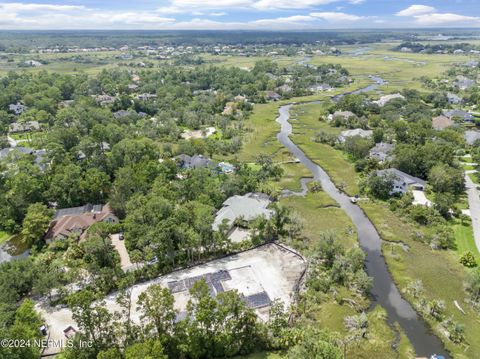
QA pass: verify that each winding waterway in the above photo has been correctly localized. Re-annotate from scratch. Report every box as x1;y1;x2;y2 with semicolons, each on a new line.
276;94;448;357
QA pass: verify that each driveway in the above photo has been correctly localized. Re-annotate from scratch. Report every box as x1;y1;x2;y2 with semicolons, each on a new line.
465;174;480;253
110;233;133;271
412;190;432;207
7;135;17;147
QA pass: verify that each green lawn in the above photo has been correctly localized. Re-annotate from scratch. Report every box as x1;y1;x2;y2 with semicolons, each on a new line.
453;222;479;257
0;231;12;245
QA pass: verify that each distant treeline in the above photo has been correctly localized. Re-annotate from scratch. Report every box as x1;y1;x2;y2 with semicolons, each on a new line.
0;29;439;53
393;41;480;54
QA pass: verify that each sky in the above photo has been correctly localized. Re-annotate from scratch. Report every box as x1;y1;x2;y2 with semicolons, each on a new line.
0;0;479;30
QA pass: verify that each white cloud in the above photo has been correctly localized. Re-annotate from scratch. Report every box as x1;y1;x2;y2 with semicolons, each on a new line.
0;0;377;29
253;0;359;10
209;12;227;17
0;2;86;12
168;0;362;11
395;4;480;27
396;5;436;17
414;13;480;26
171;0;252;7
310;11;367;21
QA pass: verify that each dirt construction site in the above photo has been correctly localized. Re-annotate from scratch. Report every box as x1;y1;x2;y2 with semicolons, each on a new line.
36;243;306;356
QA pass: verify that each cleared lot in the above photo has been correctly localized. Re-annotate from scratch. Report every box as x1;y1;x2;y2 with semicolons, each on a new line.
36;243;306;356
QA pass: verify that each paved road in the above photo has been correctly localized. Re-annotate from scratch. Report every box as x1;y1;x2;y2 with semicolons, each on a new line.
465;174;480;253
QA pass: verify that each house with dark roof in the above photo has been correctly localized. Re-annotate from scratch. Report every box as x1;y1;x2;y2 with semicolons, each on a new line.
175;154;216;170
376;168;426;195
45;204;118;243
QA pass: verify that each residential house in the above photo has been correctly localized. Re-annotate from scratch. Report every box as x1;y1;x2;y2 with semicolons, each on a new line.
338;128;373;143
372;93;405;107
310;83;332;92
463;60;479;68
432;115;455;130
376;168;426;195
453;76;476;90
24;60;42;67
0;147;49;172
328;111;356;121
8;103;27;115
45;204;118;243
137;93;157;102
446;92;461;104
442;109;474;122
113;110;147;119
9;121;40;133
175;154;216;170
212;193;273;242
369;142;394;162
465;130;480;145
92;94;116;106
276;84;292;94
265;91;281;102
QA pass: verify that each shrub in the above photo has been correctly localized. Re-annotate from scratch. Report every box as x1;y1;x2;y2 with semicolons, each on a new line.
460;251;477;268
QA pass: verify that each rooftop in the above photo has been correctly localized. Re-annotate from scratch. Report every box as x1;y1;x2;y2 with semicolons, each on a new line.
213;192;272;231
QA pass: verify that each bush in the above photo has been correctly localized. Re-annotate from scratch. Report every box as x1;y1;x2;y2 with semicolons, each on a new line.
460;251;477;268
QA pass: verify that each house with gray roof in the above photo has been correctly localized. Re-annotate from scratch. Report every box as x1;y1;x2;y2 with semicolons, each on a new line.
454;76;476;90
338;128;373;143
175;154;216;170
0;147;48;172
369;142;394;162
265;91;281;102
442;109;474;122
446;92;461;105
8;103;27;115
465;130;480;145
372;93;405;107
9;121;40;133
376;168;426;195
212;193;273;234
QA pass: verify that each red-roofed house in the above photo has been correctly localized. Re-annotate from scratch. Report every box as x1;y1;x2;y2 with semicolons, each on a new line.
45;204;118;243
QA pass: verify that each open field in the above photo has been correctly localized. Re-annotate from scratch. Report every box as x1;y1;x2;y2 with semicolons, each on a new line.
312;43;471;92
37;243;306;356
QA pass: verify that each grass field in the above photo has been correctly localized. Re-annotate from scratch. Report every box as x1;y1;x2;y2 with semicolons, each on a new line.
289;103;360;196
311;43;469;92
0;231;12;245
453;221;479;257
